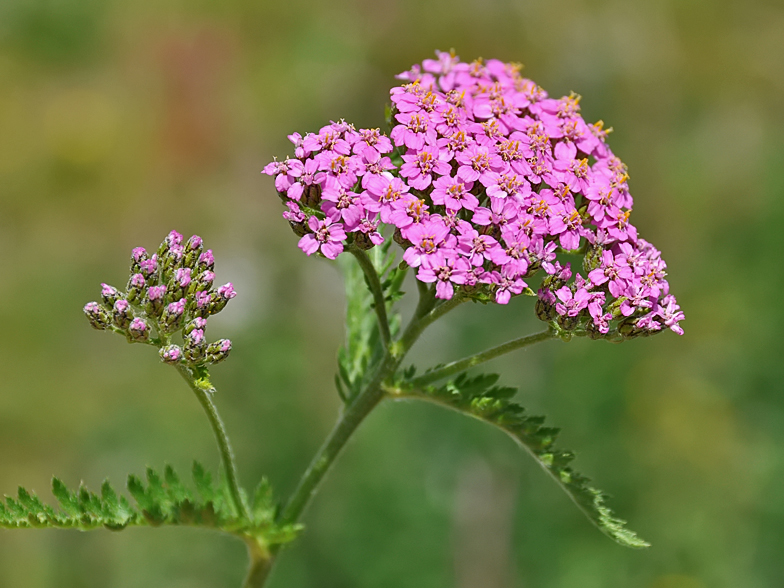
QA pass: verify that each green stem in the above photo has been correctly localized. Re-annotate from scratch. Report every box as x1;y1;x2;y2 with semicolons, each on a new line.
411;327;556;386
348;246;391;349
243;540;274;588
393;294;466;358
175;365;248;520
277;287;465;529
276;357;392;527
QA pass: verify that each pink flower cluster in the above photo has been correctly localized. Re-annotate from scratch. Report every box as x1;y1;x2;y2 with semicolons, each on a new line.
264;51;683;337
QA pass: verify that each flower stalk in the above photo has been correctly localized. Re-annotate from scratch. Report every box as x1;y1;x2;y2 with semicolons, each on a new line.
175;364;248;520
347;245;392;349
411;327;556;387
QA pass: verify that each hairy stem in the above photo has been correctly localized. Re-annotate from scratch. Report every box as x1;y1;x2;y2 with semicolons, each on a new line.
175;365;248;520
411;327;556;386
348;246;391;349
277;358;391;527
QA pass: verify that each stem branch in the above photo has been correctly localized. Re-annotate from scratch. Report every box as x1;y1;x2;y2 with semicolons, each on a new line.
412;327;556;386
278;291;466;528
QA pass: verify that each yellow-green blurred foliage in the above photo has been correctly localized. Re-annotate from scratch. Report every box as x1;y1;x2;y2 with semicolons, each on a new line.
1;0;783;586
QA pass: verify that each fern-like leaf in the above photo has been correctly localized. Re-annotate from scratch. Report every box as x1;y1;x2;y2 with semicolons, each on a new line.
0;462;301;546
337;240;404;402
392;373;649;549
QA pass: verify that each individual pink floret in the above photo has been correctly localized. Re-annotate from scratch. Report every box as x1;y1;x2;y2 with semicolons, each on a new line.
298;217;347;260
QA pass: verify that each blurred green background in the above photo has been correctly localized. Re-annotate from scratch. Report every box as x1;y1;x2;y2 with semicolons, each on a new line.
1;0;783;586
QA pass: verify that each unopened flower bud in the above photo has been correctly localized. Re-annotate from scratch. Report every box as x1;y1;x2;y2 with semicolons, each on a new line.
196;250;214;272
101;283;121;307
184;235;204;268
190;270;215;293
211;283;237;314
159;230;184;258
160;345;183;364
353;232;375;251
193;290;213;318
169;267;192;301
128;317;150;342
161;298;186;332
84;301;111;330
582;246;603;274
206;339;232;364
145;285;167;317
184;317;207;336
535;290;557;322
139;256;159;282
112;299;133;329
618;317;644;340
288;220;308;237
556;313;580;331
302;184;321;208
184;328;206;363
130;247;148;273
126;273;146;303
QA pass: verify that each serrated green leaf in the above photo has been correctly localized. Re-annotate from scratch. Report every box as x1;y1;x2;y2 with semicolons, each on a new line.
397;374;650;549
2;466;298;547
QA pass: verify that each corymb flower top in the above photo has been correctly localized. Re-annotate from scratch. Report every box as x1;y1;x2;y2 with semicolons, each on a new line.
265;50;684;340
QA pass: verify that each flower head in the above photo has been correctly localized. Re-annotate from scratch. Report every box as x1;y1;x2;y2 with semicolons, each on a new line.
264;52;683;338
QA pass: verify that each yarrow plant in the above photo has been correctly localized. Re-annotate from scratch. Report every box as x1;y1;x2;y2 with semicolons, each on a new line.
2;51;683;587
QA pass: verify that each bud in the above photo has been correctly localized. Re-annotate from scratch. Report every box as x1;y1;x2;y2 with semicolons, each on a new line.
159;230;184;258
126;273;146;304
618;317;644;340
128;317;150;342
206;339;232;364
211;283;237;314
130;247;148;273
196;250;215;272
582;245;603;274
353;231;375;251
556;313;580;331
161;298;186;333
112;299;133;329
160;345;183;364
145;285;167;317
535;290;557;322
190;270;215;294
184;328;206;363
183;235;204;268
170;267;192;301
84;301;111;330
162;244;185;275
393;227;408;248
288;220;308;237
193;290;213;318
184;317;207;336
305;184;323;208
139;257;159;285
101;283;121;307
